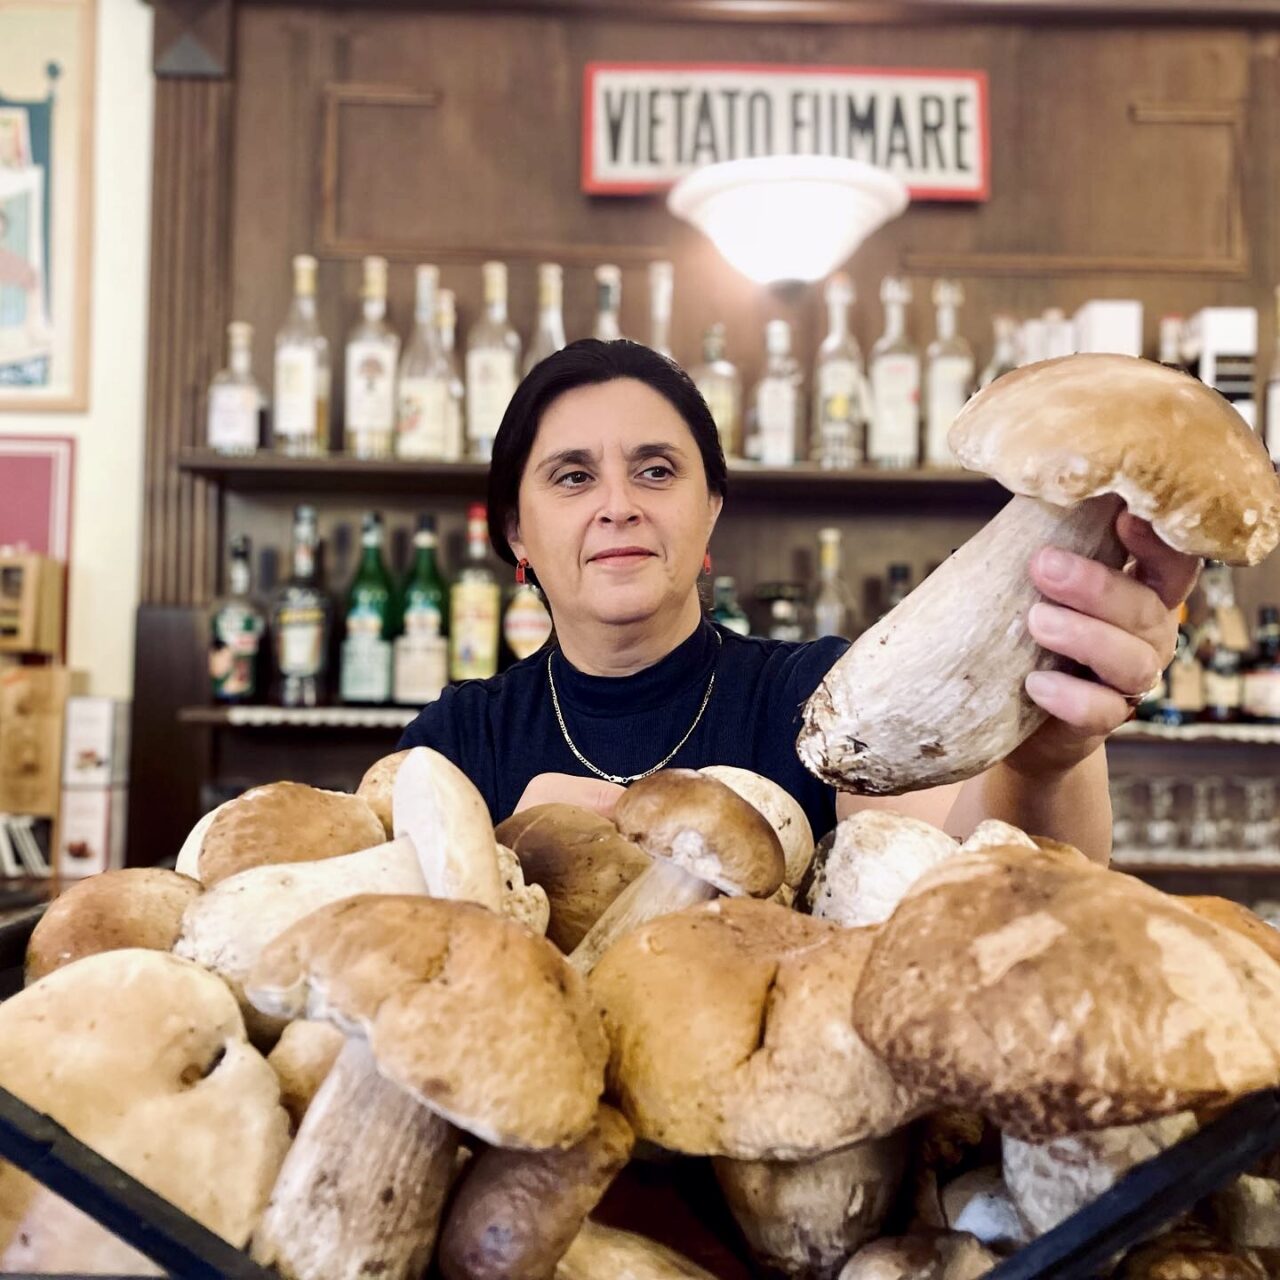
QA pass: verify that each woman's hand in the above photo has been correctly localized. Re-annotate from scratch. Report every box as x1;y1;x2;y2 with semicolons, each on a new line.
513;771;627;820
1008;512;1201;778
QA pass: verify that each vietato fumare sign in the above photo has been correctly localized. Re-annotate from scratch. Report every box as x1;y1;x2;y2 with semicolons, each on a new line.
582;63;990;201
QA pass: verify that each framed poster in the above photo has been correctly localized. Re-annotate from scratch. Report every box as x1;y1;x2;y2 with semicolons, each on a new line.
0;0;95;411
0;433;74;558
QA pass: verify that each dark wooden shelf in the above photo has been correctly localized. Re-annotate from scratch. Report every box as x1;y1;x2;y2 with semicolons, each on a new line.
179;706;418;729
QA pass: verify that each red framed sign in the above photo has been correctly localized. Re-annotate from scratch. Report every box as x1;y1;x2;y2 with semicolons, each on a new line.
0;434;75;559
582;62;990;201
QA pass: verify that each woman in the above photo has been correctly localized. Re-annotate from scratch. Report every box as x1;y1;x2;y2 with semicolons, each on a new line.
399;340;1196;861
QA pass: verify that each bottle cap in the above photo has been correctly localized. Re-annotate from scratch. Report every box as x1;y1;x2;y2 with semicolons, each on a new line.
765;319;791;355
292;254;318;296
227;320;253;347
825;273;854;306
482;261;508;303
362;255;388;299
416;513;437;535
932;279;963;308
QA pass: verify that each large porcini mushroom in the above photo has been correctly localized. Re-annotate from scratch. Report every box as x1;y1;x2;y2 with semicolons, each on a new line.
799;354;1280;795
24;866;201;982
356;747;410;835
555;1219;719;1279
569;769;784;974
247;895;607;1280
496;803;650;950
1181;895;1280;965
0;949;290;1273
837;1230;998;1280
438;1103;634;1280
855;842;1280;1139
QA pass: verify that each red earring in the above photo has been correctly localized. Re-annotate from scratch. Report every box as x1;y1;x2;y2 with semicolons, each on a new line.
703;552;712;576
515;558;529;585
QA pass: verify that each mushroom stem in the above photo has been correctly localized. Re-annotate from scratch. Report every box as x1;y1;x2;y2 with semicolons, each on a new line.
567;859;720;975
798;493;1127;795
251;1038;459;1280
555;1219;719;1279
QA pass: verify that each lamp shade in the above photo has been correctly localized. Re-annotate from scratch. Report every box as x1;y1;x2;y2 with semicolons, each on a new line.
667;155;910;285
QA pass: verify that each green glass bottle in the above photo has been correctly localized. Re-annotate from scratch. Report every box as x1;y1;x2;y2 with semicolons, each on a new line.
711;575;751;636
339;511;397;704
401;514;447;640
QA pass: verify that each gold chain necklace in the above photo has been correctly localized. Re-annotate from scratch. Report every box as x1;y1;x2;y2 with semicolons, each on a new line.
546;631;722;786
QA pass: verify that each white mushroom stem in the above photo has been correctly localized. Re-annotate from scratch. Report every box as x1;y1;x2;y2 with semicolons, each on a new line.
251;1039;459;1280
798;493;1127;796
567;859;719;975
555;1219;718;1279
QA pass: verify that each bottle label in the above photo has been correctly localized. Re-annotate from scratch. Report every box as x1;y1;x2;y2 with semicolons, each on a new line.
869;355;920;464
925;356;974;465
1167;659;1205;713
503;588;554;661
1204;668;1243;711
1244;669;1280;720
394;634;448;705
397;377;450;459
466;350;517;445
757;381;797;466
404;599;444;638
450;581;501;679
346;339;397;433
208;386;259;452
341;633;392;703
346;601;386;639
1267;380;1280;464
274;350;318;439
276;607;324;677
210;606;263;700
813;599;847;639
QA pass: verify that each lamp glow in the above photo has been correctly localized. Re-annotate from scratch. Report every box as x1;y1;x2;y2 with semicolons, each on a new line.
667;156;910;285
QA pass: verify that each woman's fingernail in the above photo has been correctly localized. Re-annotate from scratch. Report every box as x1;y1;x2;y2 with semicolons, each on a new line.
1040;548;1073;583
1025;671;1054;699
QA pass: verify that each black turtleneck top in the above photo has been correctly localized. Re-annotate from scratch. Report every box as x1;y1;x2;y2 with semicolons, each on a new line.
397;619;850;842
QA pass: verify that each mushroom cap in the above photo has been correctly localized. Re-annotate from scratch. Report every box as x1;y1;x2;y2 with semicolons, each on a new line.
941;1168;1028;1254
198;781;385;887
947;354;1280;566
496;804;650;951
25;867;201;983
613;770;785;898
698;765;815;890
838;1231;999;1280
246;894;607;1149
589;897;919;1159
1117;1228;1268;1279
266;1019;346;1129
1180;896;1280;967
496;842;551;935
357;749;411;836
0;949;290;1272
855;845;1280;1139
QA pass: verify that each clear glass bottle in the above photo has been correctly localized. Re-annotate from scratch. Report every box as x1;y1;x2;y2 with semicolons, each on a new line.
449;503;501;680
648;260;674;358
593;265;623;341
924;280;975;468
812;274;865;470
271;504;333;707
692;324;743;459
979;314;1019;389
345;255;400;460
339;512;398;705
812;527;856;639
884;562;913;616
395;514;449;706
1158;315;1187;372
436;288;466;461
1197;560;1249;724
868;277;920;469
1266;287;1280;465
711;576;751;636
465;262;521;461
753;319;802;467
209;534;266;703
207;322;262;455
272;254;331;456
397;265;454;461
1156;604;1204;726
525;262;567;374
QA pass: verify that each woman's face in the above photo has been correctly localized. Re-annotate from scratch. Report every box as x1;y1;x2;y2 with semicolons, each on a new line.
507;378;723;631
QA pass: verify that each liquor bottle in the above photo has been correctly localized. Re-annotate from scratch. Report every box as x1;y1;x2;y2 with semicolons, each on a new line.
503;582;554;663
979;315;1019;389
711;576;751;636
883;562;913;618
924;280;975;467
272;254;331;455
207;322;262;455
339;512;398;705
1243;605;1280;724
465;262;521;461
1153;604;1204;726
397;265;454;461
1266;287;1280;464
345;255;400;460
648;260;675;358
868;277;920;469
1196;560;1249;723
449;503;501;680
436;288;466;461
394;514;449;706
812;274;865;470
1158;315;1188;372
593;265;623;341
209;535;266;703
753;320;802;467
272;504;333;707
525;263;567;374
692;324;743;458
756;582;807;642
812;527;856;639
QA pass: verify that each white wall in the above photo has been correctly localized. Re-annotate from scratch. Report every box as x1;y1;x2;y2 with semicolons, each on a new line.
3;0;153;699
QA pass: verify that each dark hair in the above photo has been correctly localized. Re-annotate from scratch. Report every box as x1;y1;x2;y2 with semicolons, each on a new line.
486;339;729;566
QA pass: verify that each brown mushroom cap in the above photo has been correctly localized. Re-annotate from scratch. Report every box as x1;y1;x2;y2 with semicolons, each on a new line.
697;765;815;890
357;749;411;836
1117;1228;1267;1279
613;770;785;898
856;845;1280;1140
589;897;919;1160
198;781;385;887
246;894;607;1150
948;354;1280;566
24;867;201;983
838;1230;998;1280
